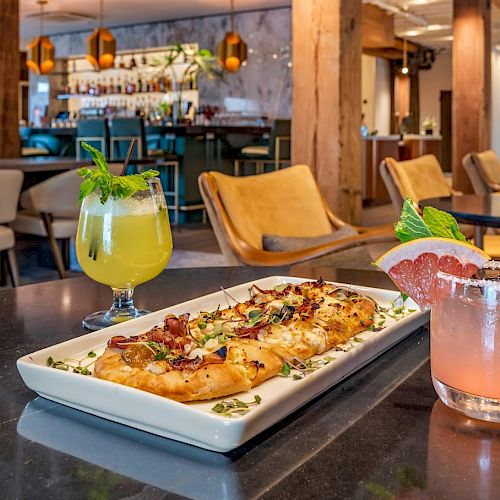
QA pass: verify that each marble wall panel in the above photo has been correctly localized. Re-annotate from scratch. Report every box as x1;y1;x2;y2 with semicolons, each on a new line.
46;7;292;118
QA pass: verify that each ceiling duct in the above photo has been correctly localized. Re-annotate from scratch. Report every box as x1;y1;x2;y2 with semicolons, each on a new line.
25;11;96;23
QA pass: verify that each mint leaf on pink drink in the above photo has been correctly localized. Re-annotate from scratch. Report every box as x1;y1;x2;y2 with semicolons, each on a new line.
395;198;468;243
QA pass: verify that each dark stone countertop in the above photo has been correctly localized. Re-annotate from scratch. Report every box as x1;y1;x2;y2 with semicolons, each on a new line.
3;266;500;499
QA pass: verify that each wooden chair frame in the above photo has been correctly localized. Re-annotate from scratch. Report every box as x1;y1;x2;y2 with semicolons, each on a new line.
199;171;394;266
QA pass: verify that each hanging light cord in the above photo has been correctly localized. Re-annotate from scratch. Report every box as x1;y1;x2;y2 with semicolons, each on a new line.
99;0;104;28
403;37;407;68
38;0;46;36
230;0;234;32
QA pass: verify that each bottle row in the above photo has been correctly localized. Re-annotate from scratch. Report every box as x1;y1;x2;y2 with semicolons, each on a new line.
63;73;197;97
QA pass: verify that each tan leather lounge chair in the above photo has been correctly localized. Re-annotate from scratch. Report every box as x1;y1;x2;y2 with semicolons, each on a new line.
380;154;459;216
0;170;24;286
463;150;500;195
199;165;394;266
10;164;122;279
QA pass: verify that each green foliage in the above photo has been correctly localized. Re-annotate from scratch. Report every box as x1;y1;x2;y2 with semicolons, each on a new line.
77;142;159;204
394;198;432;242
422;205;467;242
394;197;468;243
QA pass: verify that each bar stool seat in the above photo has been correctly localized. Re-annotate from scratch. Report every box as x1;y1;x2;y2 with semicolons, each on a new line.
240;145;269;157
234;119;290;176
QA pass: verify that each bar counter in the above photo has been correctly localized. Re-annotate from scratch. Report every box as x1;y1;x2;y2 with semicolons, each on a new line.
3;265;499;498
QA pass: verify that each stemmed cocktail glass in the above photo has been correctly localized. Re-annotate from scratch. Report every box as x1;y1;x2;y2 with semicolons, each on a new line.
76;177;172;330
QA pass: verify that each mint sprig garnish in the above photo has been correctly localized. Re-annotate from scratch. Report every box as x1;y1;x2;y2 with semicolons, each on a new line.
77;142;159;204
395;198;468;243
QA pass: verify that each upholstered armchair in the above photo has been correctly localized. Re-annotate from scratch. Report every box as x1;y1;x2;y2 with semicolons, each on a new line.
380;154;460;215
463;150;500;194
199;165;394;266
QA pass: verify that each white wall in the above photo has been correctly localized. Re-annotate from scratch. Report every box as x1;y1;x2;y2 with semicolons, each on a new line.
419;51;452;133
362;55;376;132
492;48;500;155
362;55;391;135
374;57;391;135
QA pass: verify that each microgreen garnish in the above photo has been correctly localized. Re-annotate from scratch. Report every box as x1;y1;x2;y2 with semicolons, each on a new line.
77;142;159;204
274;283;288;292
47;350;97;376
281;362;291;377
395;198;468;243
282;356;337;379
211;395;262;417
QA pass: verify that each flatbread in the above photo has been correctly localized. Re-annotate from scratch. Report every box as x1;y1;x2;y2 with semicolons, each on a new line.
94;280;377;402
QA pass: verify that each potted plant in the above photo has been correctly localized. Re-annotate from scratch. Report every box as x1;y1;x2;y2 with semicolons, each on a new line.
422;116;437;135
154;44;224;124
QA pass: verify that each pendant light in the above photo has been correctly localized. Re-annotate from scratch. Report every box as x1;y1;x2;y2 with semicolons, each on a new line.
27;0;55;75
86;0;116;70
401;37;409;74
217;0;247;73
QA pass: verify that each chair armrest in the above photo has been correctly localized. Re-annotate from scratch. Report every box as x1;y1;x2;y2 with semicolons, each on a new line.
237;225;396;267
353;223;395;234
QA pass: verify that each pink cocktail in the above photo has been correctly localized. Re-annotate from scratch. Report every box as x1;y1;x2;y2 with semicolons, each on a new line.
431;271;500;421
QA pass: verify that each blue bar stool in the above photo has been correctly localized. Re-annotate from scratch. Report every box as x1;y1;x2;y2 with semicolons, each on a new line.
234;119;291;176
76;119;109;160
109;117;146;162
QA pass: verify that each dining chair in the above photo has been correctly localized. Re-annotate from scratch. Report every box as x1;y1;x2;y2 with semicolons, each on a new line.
463;150;500;195
199;165;394;266
10;164;122;279
0;170;24;287
380;154;459;215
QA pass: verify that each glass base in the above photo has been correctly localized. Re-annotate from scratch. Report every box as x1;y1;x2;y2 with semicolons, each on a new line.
82;308;150;331
432;375;500;423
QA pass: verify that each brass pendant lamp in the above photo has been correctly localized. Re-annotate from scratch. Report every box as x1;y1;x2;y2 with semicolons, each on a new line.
86;0;116;70
217;0;247;73
27;0;55;75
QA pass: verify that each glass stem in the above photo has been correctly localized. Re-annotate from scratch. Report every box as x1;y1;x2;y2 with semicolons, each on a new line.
111;288;136;312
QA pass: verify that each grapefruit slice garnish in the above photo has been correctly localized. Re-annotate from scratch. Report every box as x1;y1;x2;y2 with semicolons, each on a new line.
375;237;490;309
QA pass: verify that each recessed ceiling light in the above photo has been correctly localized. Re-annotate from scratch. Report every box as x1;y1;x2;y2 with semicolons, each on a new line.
401;30;421;37
426;24;450;31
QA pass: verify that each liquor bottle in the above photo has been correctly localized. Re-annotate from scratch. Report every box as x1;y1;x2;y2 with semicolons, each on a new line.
115;78;122;94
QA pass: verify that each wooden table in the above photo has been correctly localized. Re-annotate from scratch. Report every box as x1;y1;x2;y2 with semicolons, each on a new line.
4;266;495;498
420;194;500;248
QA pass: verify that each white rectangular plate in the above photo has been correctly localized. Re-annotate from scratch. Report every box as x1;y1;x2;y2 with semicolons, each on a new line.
17;276;428;452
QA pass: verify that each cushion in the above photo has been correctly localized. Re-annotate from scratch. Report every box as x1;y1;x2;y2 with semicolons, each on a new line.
211;165;333;250
386;155;452;203
475;150;500;186
262;224;359;252
11;212;78;239
21;147;50;156
241;145;269;157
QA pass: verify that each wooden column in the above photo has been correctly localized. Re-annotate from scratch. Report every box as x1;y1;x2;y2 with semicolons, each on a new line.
452;0;491;192
0;0;20;158
292;0;362;224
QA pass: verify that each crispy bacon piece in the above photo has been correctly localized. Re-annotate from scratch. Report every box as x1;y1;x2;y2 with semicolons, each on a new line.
164;313;190;337
108;335;142;348
171;347;227;372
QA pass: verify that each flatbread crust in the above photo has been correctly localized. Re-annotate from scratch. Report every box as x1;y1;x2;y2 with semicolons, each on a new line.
95;339;284;402
94;280;377;402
